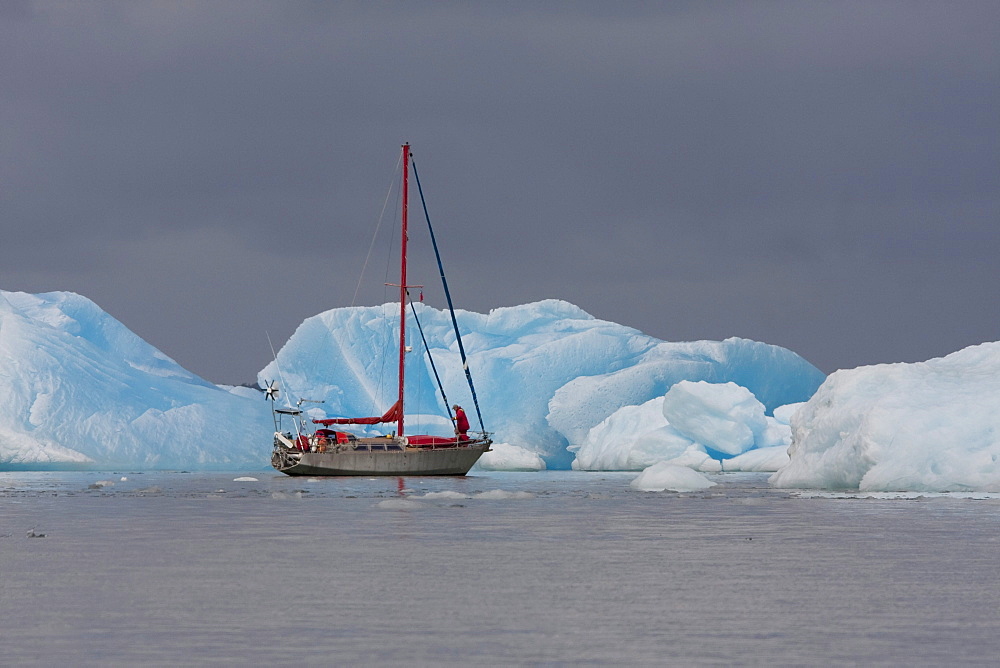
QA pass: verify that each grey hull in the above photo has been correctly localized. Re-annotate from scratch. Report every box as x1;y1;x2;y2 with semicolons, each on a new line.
273;443;490;476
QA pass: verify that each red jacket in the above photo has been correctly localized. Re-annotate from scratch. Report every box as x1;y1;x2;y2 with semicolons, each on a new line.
455;408;470;433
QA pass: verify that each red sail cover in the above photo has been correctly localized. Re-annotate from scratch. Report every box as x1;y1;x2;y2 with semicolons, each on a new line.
313;400;403;426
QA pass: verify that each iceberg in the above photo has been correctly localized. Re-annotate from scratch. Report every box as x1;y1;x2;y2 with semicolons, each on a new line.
571;381;797;471
475;442;547;472
0;291;272;469
570;397;695;471
770;341;1000;492
0;292;821;470
263;300;824;468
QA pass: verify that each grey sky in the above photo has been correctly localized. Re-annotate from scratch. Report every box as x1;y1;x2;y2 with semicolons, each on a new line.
3;1;998;383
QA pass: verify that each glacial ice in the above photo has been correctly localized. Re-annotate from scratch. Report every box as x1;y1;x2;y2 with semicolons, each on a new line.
663;381;768;456
569;397;694;471
725;446;790;472
0;292;822;470
262;300;825;468
6;290;999;490
772;402;805;425
770;341;1000;492
0;291;271;468
571;381;795;472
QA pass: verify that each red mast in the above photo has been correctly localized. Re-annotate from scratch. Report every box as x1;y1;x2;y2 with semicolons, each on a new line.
397;143;409;437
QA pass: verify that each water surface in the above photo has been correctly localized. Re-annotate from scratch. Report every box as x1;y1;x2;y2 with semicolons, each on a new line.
2;470;998;665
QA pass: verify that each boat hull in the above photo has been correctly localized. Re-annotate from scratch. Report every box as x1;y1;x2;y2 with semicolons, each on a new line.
272;442;491;476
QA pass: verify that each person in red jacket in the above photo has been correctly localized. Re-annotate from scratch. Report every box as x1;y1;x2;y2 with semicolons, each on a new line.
452;404;470;440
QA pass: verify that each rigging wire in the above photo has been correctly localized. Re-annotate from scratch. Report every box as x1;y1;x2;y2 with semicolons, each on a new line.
351;150;403;308
266;330;302;440
347;153;402;424
408;292;453;423
410;154;487;433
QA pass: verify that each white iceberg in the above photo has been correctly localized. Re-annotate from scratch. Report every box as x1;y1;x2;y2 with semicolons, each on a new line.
770;341;1000;492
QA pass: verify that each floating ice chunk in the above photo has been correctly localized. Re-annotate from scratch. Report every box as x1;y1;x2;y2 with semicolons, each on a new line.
771;341;1000;492
420;491;469;499
376;499;425;509
233;477;259;482
475;442;547;471
630;462;717;492
473;490;535;499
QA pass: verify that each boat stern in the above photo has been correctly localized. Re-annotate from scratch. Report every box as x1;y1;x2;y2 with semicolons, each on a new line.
271;433;303;472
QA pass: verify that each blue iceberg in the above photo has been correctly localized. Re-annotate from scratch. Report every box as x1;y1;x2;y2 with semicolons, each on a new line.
0;291;270;469
262;299;825;468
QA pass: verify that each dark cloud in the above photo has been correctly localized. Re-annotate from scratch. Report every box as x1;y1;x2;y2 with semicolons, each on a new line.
2;1;998;382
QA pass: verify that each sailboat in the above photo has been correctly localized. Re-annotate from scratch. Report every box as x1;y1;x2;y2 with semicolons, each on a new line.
269;144;492;476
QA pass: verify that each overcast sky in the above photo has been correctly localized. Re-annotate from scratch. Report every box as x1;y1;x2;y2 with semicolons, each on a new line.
3;1;998;383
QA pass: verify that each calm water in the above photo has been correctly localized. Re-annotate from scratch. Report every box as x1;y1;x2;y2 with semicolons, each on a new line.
2;470;999;666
